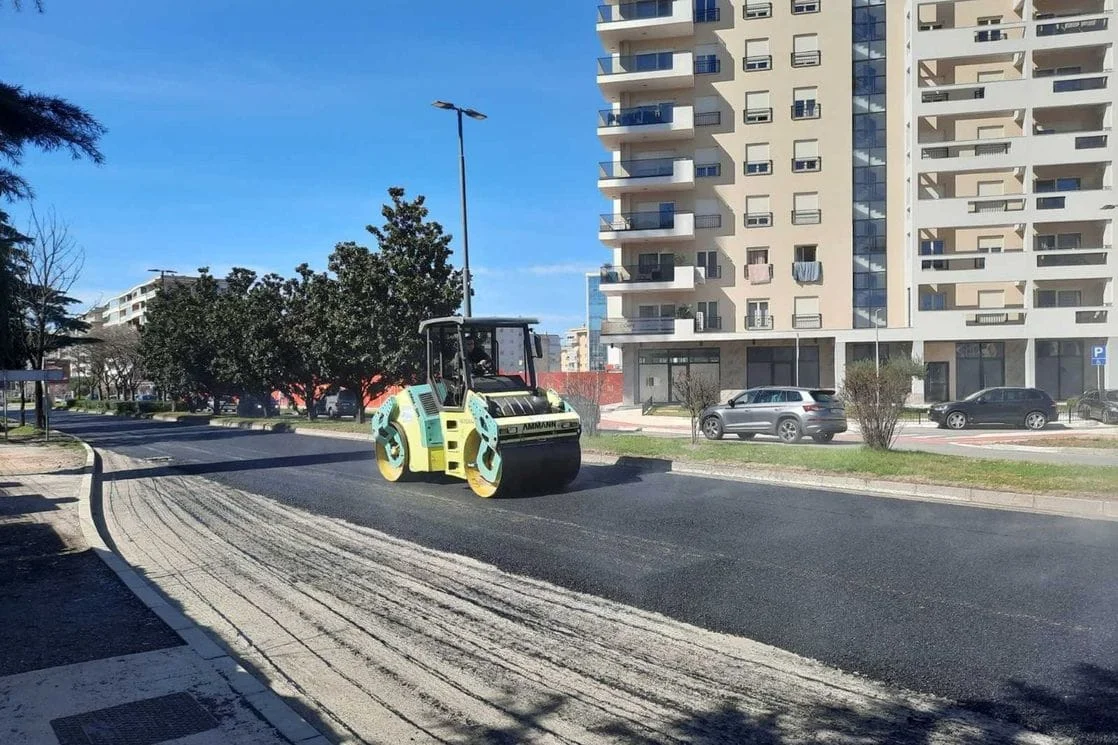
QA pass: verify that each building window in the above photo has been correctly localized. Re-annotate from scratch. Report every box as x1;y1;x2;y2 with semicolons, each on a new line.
792;0;820;14
747;247;769;265
1036;289;1082;308
794;244;817;263
745;142;771;175
744;38;771;71
746;300;771;328
744;2;772;19
696;301;720;329
919;292;946;310
956;342;1004;398
792;87;820;119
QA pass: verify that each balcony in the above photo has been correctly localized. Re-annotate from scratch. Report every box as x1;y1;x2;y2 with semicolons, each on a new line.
601;317;674;335
597;51;694;97
913;22;1029;59
914;196;1027;228
792;314;822;330
598;103;694;146
598;157;695;196
1029;306;1114;336
695;314;722;332
598;262;707;294
745;314;774;330
791;101;820;120
695;213;722;229
791;209;822;225
596;0;693;48
1032;13;1112;50
916;251;1031;283
967;311;1027;327
599;210;695;245
792;156;821;173
919;130;1113;172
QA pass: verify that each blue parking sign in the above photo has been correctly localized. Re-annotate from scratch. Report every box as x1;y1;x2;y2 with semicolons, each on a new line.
1092;345;1107;367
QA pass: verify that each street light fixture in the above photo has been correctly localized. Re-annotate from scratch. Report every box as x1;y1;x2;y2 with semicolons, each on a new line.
432;100;487;317
147;268;178;293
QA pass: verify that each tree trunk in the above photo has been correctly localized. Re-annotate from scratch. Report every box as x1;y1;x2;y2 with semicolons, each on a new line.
19;382;26;426
34;379;45;430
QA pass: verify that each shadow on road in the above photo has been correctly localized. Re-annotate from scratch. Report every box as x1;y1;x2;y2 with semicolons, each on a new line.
0;493;78;517
442;664;1118;744
103;449;374;482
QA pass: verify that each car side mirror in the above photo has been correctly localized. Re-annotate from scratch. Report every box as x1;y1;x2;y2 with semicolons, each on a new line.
533;333;543;359
727;399;736;408
976;397;987;404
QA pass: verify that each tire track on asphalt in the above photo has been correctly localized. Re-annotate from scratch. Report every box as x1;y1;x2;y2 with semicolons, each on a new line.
131;470;455;745
99;451;1065;745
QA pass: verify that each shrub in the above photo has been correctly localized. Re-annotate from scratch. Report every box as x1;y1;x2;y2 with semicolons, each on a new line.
840;357;926;450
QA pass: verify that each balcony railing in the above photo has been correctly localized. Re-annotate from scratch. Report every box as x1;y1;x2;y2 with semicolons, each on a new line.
791;50;821;67
1036;17;1109;36
1036;196;1066;210
700;264;722;279
791;102;820;120
792;156;821;172
600;210;680;231
744;55;772;71
745;160;772;175
695;213;722;229
694;56;721;74
601;317;674;334
744;2;771;19
1076;310;1109;324
695;5;720;22
792;314;822;329
975;28;1008;42
599;157;679;179
600;263;676;283
598;103;674;128
1053;76;1107;93
1076;134;1108;149
921;257;986;271
791;209;822;225
921;141;1011;159
744;108;773;124
695;110;721;126
746;314;773;330
745;212;773;227
792;0;819;14
922;87;985;103
696;315;722;331
597;0;673;23
967;198;1026;213
598;52;674;75
695;162;721;178
967;312;1026;326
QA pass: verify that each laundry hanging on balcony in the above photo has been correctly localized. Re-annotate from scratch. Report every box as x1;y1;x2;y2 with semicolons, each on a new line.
747;263;772;284
792;261;822;283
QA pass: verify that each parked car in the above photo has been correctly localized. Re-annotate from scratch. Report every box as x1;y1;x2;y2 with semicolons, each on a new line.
315;389;358;419
207;395;237;414
928;387;1056;430
236;393;279;418
1077;389;1118;425
700;387;847;444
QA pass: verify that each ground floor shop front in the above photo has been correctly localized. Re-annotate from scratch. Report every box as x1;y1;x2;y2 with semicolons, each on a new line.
617;334;1116;405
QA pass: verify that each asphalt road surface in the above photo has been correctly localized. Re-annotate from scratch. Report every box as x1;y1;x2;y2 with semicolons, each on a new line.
56;412;1118;744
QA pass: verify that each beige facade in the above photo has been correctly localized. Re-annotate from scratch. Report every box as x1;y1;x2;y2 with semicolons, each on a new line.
561;326;591;372
597;0;1117;404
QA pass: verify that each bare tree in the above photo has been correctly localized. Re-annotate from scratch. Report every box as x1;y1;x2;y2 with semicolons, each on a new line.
562;370;610;437
99;325;143;401
839;357;926;450
19;205;87;428
673;369;720;444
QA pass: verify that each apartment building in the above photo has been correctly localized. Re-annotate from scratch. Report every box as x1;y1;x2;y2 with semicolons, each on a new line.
495;327;562;373
99;275;200;329
596;0;1116;404
562;326;591;372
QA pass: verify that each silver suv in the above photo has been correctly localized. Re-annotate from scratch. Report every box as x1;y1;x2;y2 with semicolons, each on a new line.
700;387;847;444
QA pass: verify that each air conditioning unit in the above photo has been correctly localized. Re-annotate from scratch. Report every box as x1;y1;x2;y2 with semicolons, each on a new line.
694;311;705;331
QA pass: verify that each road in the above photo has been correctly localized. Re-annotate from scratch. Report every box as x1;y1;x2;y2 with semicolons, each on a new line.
56;412;1118;744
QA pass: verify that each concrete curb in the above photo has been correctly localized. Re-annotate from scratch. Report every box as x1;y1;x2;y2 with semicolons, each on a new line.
581;451;1118;522
141;413;1118;522
74;441;330;745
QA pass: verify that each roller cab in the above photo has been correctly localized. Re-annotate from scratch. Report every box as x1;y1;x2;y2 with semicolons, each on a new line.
371;316;582;497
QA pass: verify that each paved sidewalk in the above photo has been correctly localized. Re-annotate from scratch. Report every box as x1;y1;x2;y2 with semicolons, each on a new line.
0;443;290;745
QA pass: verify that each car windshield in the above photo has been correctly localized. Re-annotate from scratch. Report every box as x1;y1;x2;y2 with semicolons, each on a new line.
337;391;356;403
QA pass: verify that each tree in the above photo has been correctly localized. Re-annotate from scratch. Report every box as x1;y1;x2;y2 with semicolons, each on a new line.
18;206;89;428
364;187;463;412
840;357;926;451
0;209;28;370
673;369;720;444
281;264;332;419
1;82;106;202
562;371;610;438
98;325;143;401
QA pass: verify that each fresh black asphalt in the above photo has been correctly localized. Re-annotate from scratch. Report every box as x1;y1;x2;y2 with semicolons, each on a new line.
55;412;1118;743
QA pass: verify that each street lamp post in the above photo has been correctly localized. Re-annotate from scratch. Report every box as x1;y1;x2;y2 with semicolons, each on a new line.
148;268;178;293
872;307;885;408
433;100;487;317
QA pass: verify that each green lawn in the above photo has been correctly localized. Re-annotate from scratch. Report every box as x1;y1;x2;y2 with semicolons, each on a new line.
583;434;1118;498
1;424;85;449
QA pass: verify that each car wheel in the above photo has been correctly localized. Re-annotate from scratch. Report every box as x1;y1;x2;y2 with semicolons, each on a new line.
777;418;802;444
736;433;755;440
1024;411;1048;430
1105;411;1118;426
702;416;724;440
945;411;968;430
811;433;835;444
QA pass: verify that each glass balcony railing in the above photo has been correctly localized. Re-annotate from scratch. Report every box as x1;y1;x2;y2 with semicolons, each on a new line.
600;263;677;283
598;52;674;75
597;0;673;24
1036;16;1108;36
599;157;679;180
600;210;682;231
598;103;674;128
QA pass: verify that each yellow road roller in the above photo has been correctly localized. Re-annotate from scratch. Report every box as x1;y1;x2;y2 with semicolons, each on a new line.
371;317;582;497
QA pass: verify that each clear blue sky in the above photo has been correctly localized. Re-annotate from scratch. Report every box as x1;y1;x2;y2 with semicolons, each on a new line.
3;0;608;335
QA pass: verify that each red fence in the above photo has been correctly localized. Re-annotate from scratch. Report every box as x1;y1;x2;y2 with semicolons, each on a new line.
538;372;624;404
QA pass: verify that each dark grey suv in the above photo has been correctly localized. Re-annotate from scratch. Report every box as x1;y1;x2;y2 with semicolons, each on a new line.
701;387;847;444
